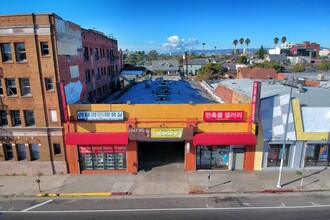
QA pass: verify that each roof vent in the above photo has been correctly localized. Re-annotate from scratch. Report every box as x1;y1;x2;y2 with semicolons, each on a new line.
317;74;325;81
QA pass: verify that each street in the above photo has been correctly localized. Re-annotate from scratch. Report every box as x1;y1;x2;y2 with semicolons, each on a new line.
1;192;330;219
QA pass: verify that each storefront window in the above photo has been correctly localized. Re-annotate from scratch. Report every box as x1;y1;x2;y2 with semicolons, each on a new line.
305;144;329;167
196;145;229;170
267;144;290;167
79;145;127;170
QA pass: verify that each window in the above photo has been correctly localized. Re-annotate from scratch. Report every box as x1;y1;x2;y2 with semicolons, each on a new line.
1;43;12;62
30;144;39;160
85;70;91;83
267;144;291;167
0;79;3;95
94;48;99;60
106;49;110;59
78;145;127;170
3;144;13;160
53;143;61;155
45;78;53;91
6;78;17;96
305;144;330;166
17;144;27;160
49;109;58;122
83;47;89;61
19;78;31;96
40;42;49;56
96;68;100;79
10;110;21;126
0;110;8;126
15;42;26;62
24;110;35;126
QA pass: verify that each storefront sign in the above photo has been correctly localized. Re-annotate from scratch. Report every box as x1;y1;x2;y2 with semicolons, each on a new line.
114;146;126;153
251;81;261;123
79;146;91;154
151;128;183;138
203;111;245;121
77;111;124;121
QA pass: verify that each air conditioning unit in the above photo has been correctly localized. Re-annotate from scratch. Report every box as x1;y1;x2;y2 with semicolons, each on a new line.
317;74;325;81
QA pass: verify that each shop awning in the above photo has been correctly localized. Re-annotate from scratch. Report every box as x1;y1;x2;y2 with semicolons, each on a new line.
66;132;128;145
193;132;257;145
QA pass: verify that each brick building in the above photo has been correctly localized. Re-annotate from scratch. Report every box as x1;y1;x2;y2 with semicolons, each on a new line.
0;13;122;175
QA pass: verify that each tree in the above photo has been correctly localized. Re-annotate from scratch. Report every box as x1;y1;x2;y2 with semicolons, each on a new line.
239;38;244;51
292;64;305;72
254;45;267;59
281;36;286;47
195;63;224;81
147;50;158;61
245;38;250;53
249;60;283;72
274;37;279;48
233;39;238;54
317;60;330;71
237;56;247;64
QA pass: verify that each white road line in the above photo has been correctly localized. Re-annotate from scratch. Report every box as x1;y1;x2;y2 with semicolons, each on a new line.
22;199;53;212
281;203;286;207
243;203;250;206
8;207;14;211
311;202;320;206
206;204;214;208
0;204;325;213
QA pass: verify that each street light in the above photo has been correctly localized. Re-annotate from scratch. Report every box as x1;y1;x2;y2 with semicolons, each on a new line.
276;77;294;188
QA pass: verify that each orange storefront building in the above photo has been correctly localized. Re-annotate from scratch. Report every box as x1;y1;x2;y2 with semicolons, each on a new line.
64;103;257;174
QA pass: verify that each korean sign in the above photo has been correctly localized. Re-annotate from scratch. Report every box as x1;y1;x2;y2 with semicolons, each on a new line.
203;111;245;121
77;111;124;121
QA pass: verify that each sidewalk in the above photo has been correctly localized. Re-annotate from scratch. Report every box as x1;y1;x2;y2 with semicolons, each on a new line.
0;168;330;198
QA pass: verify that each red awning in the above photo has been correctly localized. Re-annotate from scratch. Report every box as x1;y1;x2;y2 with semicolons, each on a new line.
193;132;257;145
66;132;128;145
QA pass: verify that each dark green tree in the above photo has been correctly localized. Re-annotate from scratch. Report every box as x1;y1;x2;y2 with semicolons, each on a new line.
239;38;244;51
233;39;238;54
237;56;248;64
254;45;267;59
317;60;330;71
274;37;279;48
292;64;305;72
195;63;224;81
147;50;158;61
245;38;250;53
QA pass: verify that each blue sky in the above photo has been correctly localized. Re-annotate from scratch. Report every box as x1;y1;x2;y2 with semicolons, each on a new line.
1;0;329;53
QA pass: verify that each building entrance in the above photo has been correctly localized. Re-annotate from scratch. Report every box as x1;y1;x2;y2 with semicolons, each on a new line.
137;141;184;171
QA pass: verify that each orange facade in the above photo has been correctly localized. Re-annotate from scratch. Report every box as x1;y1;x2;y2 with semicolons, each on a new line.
64;103;256;174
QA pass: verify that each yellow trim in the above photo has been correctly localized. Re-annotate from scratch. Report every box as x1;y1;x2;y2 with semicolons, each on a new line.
292;99;329;140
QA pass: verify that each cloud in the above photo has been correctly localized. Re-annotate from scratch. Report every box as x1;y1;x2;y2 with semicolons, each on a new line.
162;36;199;51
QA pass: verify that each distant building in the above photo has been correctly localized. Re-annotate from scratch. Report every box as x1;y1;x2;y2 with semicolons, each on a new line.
150;60;179;75
0;13;122;175
236;67;277;79
264;54;288;64
183;58;209;75
319;48;330;57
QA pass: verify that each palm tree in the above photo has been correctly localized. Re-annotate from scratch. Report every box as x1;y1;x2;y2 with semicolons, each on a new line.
281;36;286;47
202;42;205;58
233;39;238;54
239;38;244;52
274;37;279;48
245;38;250;53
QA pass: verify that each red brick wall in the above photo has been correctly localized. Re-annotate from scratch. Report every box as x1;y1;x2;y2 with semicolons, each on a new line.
214;85;233;103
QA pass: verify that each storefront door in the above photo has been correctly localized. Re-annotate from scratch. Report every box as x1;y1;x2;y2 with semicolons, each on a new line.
232;148;245;170
197;146;229;170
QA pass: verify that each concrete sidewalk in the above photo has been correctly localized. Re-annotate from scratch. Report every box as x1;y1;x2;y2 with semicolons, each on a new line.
0;168;330;198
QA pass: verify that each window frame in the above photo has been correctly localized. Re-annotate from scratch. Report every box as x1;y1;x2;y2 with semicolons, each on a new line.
49;109;58;123
83;47;89;61
30;144;40;160
10;110;21;126
0;110;8;126
53;143;61;155
1;43;12;62
45;77;54;91
0;79;3;95
3;144;14;160
17;143;27;160
6;78;17;96
24;110;35;126
19;78;32;96
15;42;27;62
40;42;49;56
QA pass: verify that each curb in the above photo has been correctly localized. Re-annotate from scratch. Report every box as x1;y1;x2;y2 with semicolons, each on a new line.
36;192;131;197
263;189;294;193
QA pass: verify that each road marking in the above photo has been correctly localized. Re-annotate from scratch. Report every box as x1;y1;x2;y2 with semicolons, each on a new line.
281;203;286;207
0;204;329;214
243;203;250;206
22;199;53;212
8;207;14;211
311;202;320;206
206;204;214;208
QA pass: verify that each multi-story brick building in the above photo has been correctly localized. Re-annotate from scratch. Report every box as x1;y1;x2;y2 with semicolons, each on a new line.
0;13;122;175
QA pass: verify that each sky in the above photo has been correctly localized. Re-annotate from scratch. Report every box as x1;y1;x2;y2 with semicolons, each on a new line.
1;0;329;53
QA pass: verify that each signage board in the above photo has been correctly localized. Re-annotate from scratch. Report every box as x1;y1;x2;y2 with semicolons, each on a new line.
203;111;245;121
251;81;261;123
151;128;183;138
77;111;124;121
